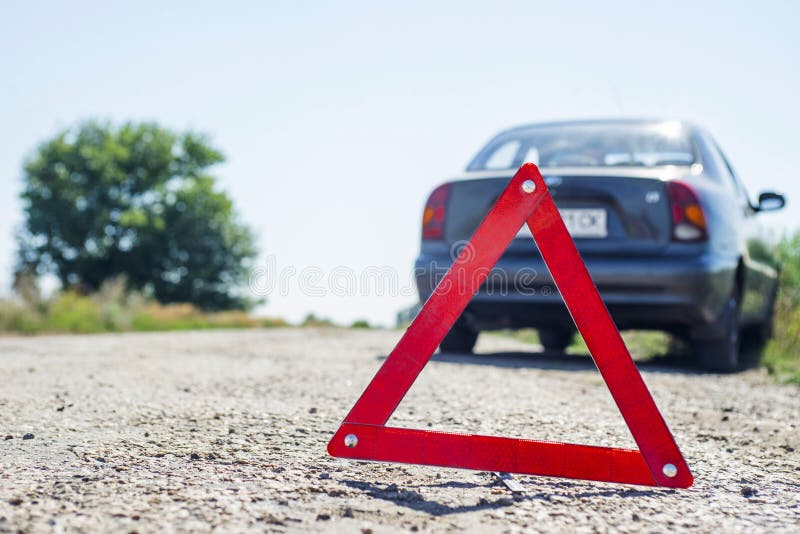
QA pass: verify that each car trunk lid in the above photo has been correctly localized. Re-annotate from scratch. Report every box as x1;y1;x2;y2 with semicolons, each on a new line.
444;168;675;256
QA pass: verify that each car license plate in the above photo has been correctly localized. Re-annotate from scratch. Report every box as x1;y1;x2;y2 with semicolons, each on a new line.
516;208;607;239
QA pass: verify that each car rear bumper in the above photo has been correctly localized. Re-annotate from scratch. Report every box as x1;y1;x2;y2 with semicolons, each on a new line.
414;251;737;334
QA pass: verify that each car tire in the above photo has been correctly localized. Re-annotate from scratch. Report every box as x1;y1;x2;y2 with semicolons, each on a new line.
696;293;741;373
439;321;478;353
538;328;574;353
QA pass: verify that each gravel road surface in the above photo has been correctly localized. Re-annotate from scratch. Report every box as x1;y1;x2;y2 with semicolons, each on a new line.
1;328;798;532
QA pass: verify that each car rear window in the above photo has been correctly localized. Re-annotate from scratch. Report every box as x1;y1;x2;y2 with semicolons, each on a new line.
468;122;697;171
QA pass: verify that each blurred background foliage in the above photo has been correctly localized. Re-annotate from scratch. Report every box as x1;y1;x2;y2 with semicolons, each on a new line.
762;231;800;383
0;275;286;334
16;120;258;311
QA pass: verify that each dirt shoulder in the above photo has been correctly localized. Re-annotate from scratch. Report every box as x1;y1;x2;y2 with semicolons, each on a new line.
0;328;798;532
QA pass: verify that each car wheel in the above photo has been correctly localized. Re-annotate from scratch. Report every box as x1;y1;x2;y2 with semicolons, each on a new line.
696;293;740;373
439;321;478;353
538;327;574;352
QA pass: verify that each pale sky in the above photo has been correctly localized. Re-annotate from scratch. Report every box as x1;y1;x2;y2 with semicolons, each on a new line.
1;1;798;326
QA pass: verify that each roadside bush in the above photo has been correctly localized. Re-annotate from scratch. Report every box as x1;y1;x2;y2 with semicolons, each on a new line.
775;230;800;307
0;276;287;335
47;292;104;333
763;299;800;383
259;317;290;328
132;304;259;331
301;313;336;327
0;299;44;334
132;303;205;331
764;230;800;383
93;276;143;331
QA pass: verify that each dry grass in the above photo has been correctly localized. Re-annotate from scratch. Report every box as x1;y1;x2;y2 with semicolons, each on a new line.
0;277;287;335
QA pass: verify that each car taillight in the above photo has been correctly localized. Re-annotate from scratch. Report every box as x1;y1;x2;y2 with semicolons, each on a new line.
422;183;451;240
667;180;707;241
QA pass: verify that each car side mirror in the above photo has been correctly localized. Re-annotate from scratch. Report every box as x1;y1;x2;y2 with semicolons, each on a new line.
756;191;786;212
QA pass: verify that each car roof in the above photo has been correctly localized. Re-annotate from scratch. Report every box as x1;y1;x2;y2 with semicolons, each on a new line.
499;118;698;135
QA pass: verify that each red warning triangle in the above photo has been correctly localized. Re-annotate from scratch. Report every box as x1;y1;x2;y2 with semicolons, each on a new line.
328;163;693;488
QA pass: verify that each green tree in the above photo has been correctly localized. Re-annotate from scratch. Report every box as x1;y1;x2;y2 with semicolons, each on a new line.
17;120;258;310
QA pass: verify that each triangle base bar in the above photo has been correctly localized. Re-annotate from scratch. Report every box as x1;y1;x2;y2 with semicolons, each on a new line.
329;424;658;486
